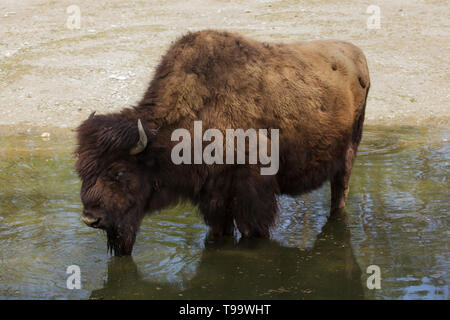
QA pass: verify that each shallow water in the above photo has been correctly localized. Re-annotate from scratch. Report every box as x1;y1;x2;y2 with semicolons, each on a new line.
0;126;448;300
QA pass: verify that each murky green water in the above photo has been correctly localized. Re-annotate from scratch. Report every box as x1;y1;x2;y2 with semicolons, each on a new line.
0;126;448;300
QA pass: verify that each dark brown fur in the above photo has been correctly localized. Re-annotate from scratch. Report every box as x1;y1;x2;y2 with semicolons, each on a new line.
75;30;370;256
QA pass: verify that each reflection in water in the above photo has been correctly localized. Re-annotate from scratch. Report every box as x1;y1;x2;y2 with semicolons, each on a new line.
0;126;448;299
91;217;363;299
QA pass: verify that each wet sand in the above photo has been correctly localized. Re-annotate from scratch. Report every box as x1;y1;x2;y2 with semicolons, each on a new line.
0;0;449;133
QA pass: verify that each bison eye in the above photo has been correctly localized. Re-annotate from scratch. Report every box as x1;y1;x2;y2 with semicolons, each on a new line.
105;171;124;182
115;171;124;181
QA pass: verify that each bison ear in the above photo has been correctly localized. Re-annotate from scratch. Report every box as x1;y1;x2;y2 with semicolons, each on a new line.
77;113;158;158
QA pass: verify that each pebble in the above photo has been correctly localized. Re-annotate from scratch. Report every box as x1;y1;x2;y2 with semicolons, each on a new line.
109;74;128;80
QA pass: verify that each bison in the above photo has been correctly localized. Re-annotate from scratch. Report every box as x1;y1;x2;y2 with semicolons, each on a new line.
75;30;370;256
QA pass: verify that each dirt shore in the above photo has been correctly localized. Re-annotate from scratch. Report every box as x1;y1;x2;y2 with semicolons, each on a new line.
1;0;449;133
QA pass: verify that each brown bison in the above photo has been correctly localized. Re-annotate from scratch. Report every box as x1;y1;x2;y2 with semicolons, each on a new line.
75;30;370;256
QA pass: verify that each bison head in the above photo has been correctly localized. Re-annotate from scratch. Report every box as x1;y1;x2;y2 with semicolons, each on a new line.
75;112;156;256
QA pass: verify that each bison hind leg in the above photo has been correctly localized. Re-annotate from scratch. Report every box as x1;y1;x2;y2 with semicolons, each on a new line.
330;100;366;217
330;129;365;217
330;146;355;217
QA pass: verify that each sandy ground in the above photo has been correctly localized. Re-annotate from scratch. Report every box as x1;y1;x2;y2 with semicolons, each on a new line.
0;0;449;133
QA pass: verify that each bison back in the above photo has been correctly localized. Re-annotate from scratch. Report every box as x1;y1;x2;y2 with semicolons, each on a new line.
142;30;370;194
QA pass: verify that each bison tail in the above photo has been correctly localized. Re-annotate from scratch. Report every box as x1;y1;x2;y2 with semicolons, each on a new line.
352;82;369;150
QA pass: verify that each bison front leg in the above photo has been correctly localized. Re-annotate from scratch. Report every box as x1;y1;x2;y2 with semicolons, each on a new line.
208;214;235;238
233;196;278;238
231;172;279;239
330;146;356;217
201;199;236;238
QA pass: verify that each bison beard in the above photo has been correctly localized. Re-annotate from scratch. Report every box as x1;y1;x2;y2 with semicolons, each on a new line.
75;30;370;256
104;206;146;256
106;216;138;256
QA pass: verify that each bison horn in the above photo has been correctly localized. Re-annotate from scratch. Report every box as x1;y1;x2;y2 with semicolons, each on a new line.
130;119;148;155
88;111;96;120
